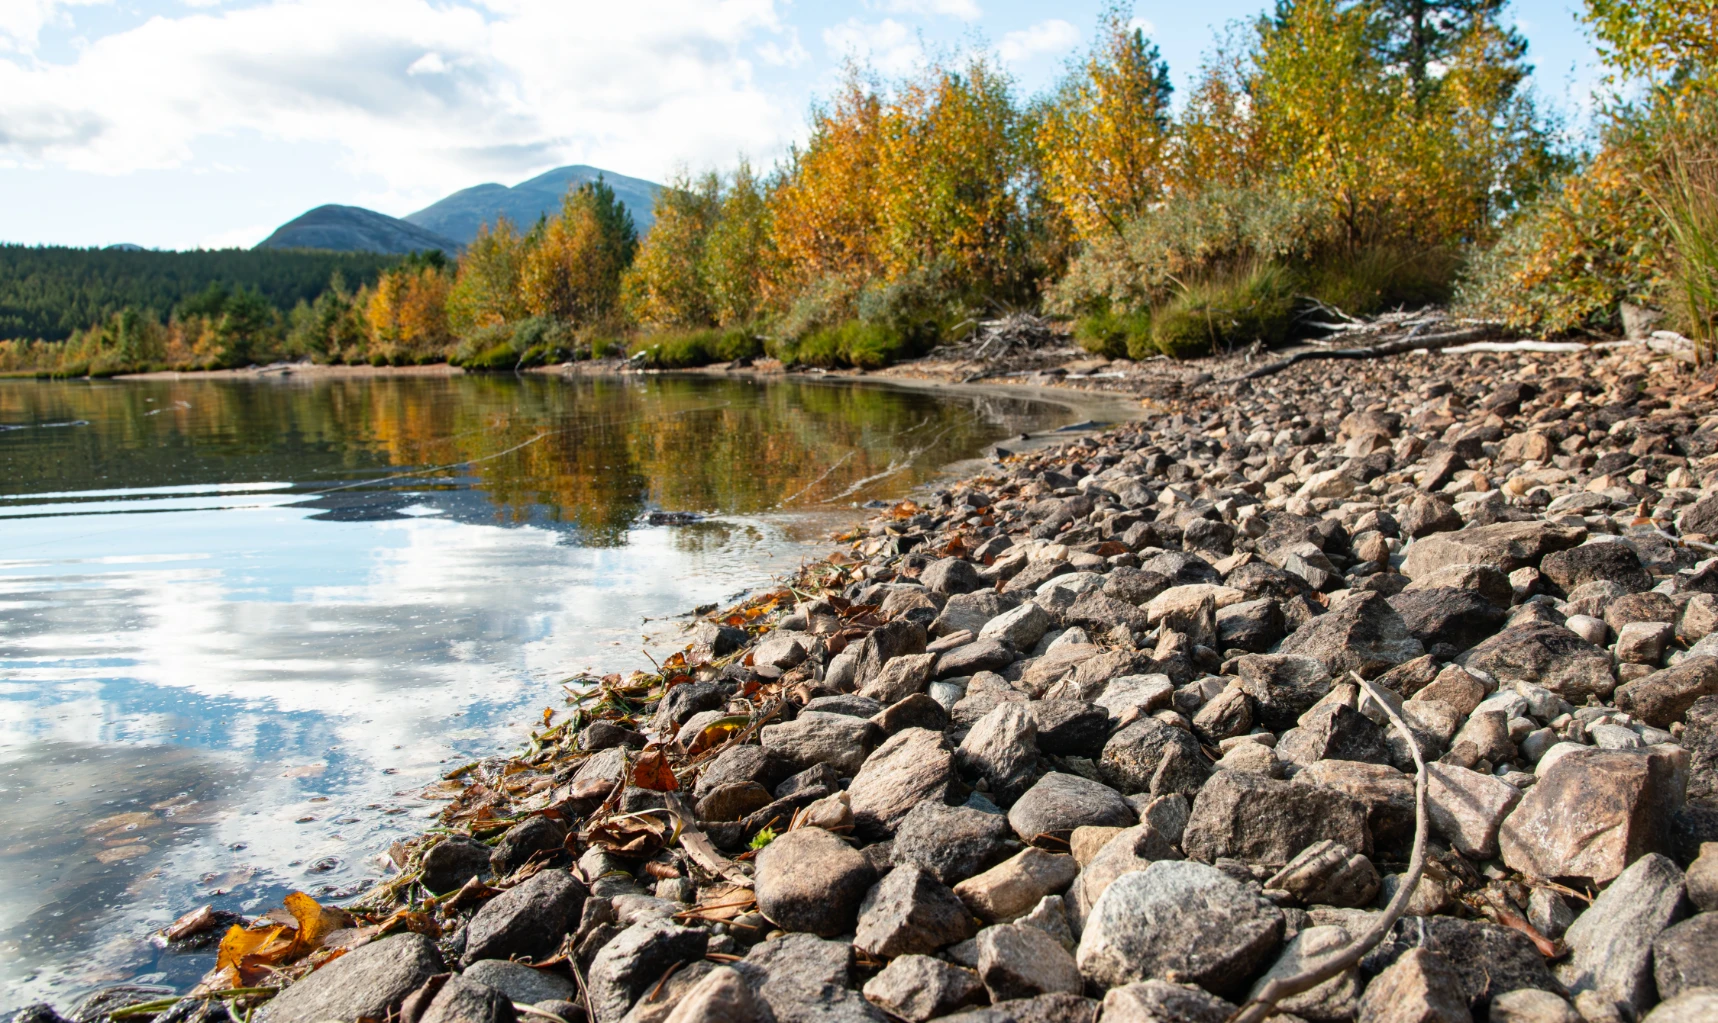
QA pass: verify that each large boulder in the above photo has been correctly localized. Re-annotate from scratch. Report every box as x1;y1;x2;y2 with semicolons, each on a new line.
1076;860;1283;998
1276;592;1424;678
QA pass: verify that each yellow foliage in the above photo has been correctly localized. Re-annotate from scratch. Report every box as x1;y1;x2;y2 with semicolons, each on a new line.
623;172;719;329
447;218;526;333
366;266;453;362
769;70;884;298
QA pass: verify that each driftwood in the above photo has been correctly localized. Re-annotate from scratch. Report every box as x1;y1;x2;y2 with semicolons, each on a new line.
1219;326;1500;383
1226;674;1430;1023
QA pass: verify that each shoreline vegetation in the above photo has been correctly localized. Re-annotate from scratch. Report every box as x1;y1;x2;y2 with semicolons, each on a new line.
6;0;1718;381
37;337;1718;1023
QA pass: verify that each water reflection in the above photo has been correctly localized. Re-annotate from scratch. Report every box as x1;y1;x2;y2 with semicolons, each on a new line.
0;373;1078;1009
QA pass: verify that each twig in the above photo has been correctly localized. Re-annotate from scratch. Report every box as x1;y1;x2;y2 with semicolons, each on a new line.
1215;326;1501;383
1226;673;1430;1023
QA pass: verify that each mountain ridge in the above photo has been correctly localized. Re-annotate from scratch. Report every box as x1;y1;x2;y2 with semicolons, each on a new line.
256;205;463;256
403;165;661;244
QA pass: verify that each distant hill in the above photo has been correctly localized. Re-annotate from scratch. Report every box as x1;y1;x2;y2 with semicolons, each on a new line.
256;205;462;256
404;165;662;244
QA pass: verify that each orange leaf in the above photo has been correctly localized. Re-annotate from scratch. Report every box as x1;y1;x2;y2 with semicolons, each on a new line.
284;891;355;958
630;751;680;792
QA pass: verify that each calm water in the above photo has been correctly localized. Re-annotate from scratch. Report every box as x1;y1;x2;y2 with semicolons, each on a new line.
0;372;1081;1009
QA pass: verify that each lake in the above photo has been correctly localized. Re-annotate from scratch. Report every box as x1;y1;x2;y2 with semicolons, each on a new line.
0;370;1088;1010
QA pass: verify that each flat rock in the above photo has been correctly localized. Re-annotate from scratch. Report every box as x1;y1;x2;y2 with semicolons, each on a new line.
1388;587;1507;653
1499;747;1681;882
1557;853;1687;1016
1277;592;1424;678
1183;770;1372;866
1401;521;1585;578
1615;656;1718;729
461;868;587;965
1457;622;1617;703
893;800;1015;885
1007;771;1136;843
460;961;579;1005
753;826;876;936
1099;980;1236;1023
761;712;880;776
1541;541;1653;595
953;848;1078;924
1075;860;1283;998
1426;762;1521;859
258;933;445;1023
847;727;957;840
854;864;975;958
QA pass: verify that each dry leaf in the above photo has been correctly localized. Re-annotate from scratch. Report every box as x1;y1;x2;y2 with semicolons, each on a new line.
630;751;679;792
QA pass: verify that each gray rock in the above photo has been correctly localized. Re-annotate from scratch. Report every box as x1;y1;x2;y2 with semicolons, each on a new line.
1007;772;1135;843
1262;841;1379;908
1401;493;1464;539
1389;587;1508;653
1687;842;1718;911
806;693;884;719
1557;853;1687;1016
938;639;1020;679
1402;563;1514;608
753;826;876;937
858;653;937;705
924;558;987;595
1643;990;1718;1023
952;848;1079;925
258;933;445;1023
1354;948;1471;1023
421;836;492;895
733;933;884;1023
1028;700;1112;757
1232;654;1335;731
1276;592;1425;678
1216;599;1286;654
935;592;1019;639
1457;622;1617;703
1075;860;1283;997
460;961;579;1005
1426;762;1521;859
854;865;975;958
695;745;781;800
1488;990;1580;1023
893;800;1015;885
660;966;772;1023
1293;760;1417;854
1381;915;1562;1010
1099;980;1235;1023
461;868;587;965
1499;747;1681;883
761;712;880;776
588;923;710;1023
418;976;517;1023
958;704;1040;805
1068;823;1183;929
1092;674;1177;721
697;781;775;823
847;727;957;840
1541;542;1653;595
1184;770;1372;866
977;923;1083;1002
1063;592;1151;635
654;681;727;731
1099;717;1208;796
1191;687;1253;745
861;956;983;1022
854;619;929;689
872;692;949;735
1247;925;1362;1021
980;602;1056;650
1652;912;1718;1001
1277;701;1390;767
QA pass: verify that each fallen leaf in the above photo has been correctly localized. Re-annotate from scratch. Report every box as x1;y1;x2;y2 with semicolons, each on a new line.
630;751;679;792
284;891;355;958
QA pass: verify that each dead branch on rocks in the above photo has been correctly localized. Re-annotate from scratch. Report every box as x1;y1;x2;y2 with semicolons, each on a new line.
1219;324;1503;383
1227;674;1431;1023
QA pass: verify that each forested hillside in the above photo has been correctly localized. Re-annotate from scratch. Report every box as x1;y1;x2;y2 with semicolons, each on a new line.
0;245;400;342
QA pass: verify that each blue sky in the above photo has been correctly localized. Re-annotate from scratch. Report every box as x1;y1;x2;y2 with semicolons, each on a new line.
0;0;1605;251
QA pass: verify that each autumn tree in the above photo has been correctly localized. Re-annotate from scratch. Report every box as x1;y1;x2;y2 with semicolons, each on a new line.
366;264;453;362
1037;6;1176;242
447;217;526;333
704;161;778;327
623;172;720;329
769;70;884;298
520;178;638;325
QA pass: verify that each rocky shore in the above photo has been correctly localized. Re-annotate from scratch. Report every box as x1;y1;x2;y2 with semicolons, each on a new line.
27;340;1718;1023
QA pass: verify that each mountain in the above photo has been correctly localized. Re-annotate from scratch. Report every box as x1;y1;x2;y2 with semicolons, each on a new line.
256;205;462;256
403;165;662;244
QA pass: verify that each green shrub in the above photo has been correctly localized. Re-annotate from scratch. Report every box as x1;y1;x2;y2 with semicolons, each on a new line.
1074;308;1153;359
774;320;911;369
1151;263;1298;358
450;316;578;370
629;326;763;368
1303;246;1458;317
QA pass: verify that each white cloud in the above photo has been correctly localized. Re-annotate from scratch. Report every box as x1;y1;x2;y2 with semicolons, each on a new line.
0;0;110;52
196;222;269;248
997;18;1078;65
0;0;801;197
823;17;922;76
1128;16;1155;37
872;0;980;21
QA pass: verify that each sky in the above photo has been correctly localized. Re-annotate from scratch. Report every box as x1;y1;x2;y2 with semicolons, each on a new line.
0;0;1607;251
